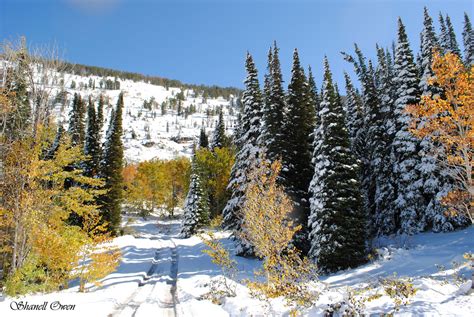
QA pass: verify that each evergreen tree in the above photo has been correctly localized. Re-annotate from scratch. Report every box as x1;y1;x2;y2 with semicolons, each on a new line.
373;46;397;235
307;66;320;115
445;15;461;57
463;12;474;66
3;41;31;140
84;96;101;177
68;93;86;147
199;127;209;148
100;93;124;234
308;58;366;272
342;44;383;233
417;8;452;232
343;72;364;157
210;109;229;150
419;8;440;96
180;160;210;238
262;46;273;140
281;49;315;232
260;42;286;162
392;18;424;234
97;94;105;131
222;52;263;256
438;13;450;53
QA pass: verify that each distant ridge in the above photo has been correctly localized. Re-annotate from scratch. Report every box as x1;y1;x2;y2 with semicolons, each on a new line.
63;60;241;100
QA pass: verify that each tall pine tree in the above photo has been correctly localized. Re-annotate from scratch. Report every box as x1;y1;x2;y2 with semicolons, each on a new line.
373;46;398;235
84;96;101;177
68;93;86;147
343;72;364;159
417;8;453;232
308;58;366;272
97;94;105;131
342;44;383;234
210;109;229;150
3;39;31;140
261;42;287;162
438;13;451;53
445;15;461;57
100;93;124;234
307;66;320;116
281;49;315;234
199;127;209;148
392;18;424;234
463;12;474;66
222;52;263;256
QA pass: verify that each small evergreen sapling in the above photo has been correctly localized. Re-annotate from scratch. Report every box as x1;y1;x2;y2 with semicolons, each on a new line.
180;161;210;238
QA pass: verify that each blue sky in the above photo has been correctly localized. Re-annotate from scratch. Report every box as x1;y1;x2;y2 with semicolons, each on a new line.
1;0;472;89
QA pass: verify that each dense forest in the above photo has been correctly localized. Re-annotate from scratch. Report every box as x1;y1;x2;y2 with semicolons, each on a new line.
181;9;473;274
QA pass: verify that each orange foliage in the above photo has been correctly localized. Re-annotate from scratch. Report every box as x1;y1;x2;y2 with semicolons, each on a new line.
406;52;473;223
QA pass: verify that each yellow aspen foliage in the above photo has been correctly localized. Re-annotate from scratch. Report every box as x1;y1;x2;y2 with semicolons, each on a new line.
0;88;14;115
76;211;121;292
195;147;235;219
240;159;318;314
123;158;191;217
406;52;473;223
1;126;120;295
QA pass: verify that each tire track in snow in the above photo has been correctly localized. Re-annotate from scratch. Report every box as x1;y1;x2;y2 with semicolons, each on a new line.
168;239;179;316
109;247;163;317
110;224;180;317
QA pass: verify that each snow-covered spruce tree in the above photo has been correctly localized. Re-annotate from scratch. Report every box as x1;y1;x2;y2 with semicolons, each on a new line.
445;15;462;57
308;57;367;273
417;8;455;232
307;66;320;114
342;44;384;234
84;96;102;177
68;93;86;147
261;46;273;146
199;126;209;148
97;94;105;131
281;49;315;236
343;72;365;163
392;18;424;234
372;46;398;235
233;112;244;149
438;13;451;54
99;92;124;234
210;109;229;150
419;8;440;96
463;12;474;66
222;52;263;256
180;160;210;238
260;42;286;162
3;42;31;141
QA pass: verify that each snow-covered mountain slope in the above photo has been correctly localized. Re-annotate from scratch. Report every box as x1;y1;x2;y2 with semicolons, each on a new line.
47;72;238;162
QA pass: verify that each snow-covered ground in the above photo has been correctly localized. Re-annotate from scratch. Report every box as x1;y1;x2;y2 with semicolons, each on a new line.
1;213;473;316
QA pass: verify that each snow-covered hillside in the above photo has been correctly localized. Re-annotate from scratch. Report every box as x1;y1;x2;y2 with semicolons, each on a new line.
1;213;472;316
46;72;238;162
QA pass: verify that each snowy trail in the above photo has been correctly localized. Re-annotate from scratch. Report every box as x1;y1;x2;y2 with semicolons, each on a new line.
109;216;181;317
